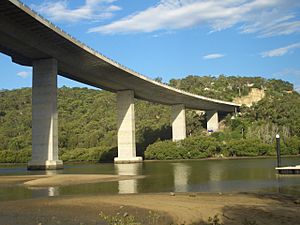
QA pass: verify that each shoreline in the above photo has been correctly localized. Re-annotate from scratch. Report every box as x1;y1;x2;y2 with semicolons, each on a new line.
0;192;299;224
0;154;299;166
144;154;300;163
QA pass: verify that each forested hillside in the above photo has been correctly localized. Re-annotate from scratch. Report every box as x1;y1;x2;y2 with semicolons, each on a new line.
0;75;299;162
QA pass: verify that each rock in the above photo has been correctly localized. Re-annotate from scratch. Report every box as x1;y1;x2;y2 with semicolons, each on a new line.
170;192;175;196
123;212;128;217
233;88;265;107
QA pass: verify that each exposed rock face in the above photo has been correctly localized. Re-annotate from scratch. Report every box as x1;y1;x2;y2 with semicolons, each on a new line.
233;88;265;107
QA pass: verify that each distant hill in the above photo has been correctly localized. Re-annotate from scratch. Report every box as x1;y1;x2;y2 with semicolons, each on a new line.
169;75;293;101
0;75;299;162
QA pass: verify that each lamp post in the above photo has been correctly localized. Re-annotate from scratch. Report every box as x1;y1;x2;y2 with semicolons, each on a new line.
276;134;281;167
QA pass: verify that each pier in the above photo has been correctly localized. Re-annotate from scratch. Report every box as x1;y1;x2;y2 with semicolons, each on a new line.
276;165;300;174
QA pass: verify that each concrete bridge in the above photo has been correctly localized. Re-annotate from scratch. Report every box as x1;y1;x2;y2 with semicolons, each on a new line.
0;0;240;169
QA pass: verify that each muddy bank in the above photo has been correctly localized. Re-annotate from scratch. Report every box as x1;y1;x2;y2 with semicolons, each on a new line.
0;192;299;224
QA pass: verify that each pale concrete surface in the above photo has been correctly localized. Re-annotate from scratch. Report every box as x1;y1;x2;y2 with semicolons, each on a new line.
28;58;62;170
206;110;219;132
115;90;142;163
171;104;186;141
0;0;239;112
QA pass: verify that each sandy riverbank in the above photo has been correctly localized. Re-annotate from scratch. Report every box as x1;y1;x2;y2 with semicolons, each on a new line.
0;174;144;187
0;192;299;224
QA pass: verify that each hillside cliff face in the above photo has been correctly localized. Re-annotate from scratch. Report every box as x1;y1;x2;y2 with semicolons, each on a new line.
233;88;265;107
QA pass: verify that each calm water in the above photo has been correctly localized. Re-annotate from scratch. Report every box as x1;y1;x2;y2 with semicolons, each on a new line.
0;157;300;201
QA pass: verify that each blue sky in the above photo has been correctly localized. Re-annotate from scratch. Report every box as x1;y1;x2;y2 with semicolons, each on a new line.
1;0;300;91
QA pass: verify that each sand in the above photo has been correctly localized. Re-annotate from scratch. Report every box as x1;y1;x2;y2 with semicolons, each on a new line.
0;174;144;187
0;192;299;224
0;174;299;224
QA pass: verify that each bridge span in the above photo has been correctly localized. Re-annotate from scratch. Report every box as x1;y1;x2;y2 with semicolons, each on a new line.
0;0;240;169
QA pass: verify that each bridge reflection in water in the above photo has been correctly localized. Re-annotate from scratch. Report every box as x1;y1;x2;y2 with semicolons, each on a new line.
115;163;142;194
173;163;191;192
48;186;59;197
2;158;299;200
30;186;60;198
30;170;61;198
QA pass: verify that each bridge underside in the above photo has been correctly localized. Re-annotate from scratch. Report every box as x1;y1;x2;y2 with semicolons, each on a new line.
0;0;239;169
0;0;238;112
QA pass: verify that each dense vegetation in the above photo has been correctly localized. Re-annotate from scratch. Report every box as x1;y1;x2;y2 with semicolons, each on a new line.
0;75;299;163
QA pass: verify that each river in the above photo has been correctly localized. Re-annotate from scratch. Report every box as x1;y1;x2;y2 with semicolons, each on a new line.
0;157;299;201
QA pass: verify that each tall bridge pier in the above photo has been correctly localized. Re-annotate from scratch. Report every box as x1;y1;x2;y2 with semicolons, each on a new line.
206;110;219;132
28;58;63;170
0;0;239;169
171;104;186;141
114;90;142;163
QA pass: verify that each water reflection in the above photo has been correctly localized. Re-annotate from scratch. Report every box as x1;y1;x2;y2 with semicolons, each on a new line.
207;161;225;192
173;163;191;192
29;186;60;198
1;157;300;201
208;162;224;182
45;170;60;175
28;170;61;197
115;163;141;194
48;186;59;196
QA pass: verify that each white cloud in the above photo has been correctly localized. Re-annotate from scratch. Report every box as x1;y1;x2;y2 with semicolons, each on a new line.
203;54;224;60
242;14;300;38
261;43;300;58
17;71;30;78
32;0;121;23
88;0;300;36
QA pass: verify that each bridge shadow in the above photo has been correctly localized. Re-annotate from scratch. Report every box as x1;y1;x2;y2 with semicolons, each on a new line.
99;125;171;162
203;111;227;130
137;124;172;155
99;146;118;163
189;193;299;225
218;193;299;225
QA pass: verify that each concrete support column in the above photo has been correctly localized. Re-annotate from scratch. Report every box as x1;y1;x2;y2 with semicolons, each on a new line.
28;58;63;170
206;110;219;132
114;90;142;164
171;104;186;141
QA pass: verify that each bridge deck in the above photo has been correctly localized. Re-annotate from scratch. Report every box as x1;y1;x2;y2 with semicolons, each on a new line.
0;0;239;112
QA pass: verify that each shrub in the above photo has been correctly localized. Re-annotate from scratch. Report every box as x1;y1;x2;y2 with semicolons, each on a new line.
145;140;183;160
282;136;300;155
145;135;219;160
0;148;31;163
222;139;273;157
181;136;219;158
60;147;106;162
